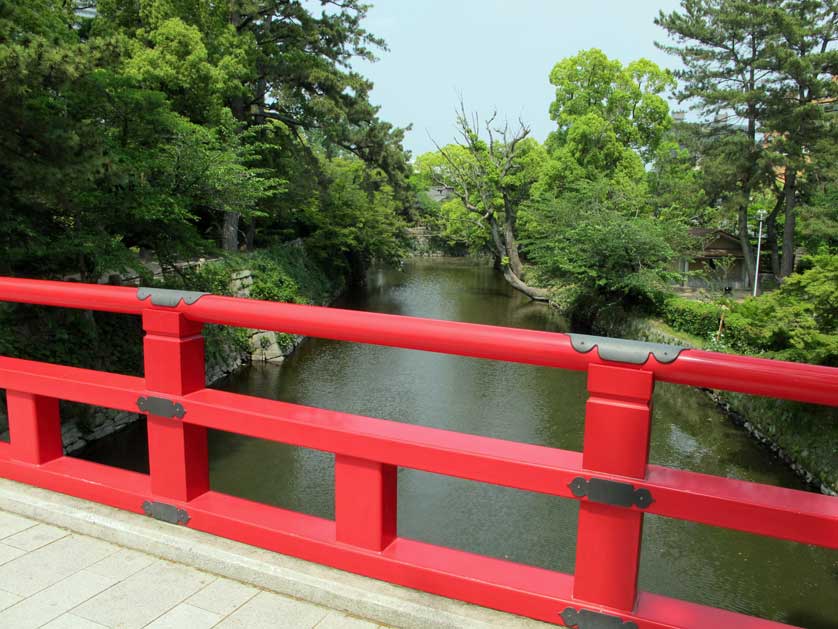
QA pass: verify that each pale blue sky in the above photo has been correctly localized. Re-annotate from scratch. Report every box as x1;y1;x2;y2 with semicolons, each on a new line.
353;1;685;157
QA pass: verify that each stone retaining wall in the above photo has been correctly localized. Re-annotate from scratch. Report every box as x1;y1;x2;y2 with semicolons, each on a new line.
0;268;284;453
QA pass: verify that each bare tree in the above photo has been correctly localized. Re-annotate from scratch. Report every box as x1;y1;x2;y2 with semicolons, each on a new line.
431;102;549;301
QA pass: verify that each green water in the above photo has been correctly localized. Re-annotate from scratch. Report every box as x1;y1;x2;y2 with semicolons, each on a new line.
78;258;838;628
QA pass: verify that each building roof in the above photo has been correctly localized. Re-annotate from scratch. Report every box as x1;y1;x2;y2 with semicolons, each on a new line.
689;228;744;259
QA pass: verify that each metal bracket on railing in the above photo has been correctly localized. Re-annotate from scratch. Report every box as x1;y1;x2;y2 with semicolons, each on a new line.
560;608;638;629
569;477;653;509
137;287;208;307
137;396;186;419
567;333;684;365
142;501;190;526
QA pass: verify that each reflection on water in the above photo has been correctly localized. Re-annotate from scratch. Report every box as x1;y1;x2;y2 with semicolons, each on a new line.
77;258;838;628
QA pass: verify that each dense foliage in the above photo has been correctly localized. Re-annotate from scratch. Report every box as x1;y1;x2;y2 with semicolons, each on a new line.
417;2;838;350
657;0;838;281
663;255;838;365
0;0;410;282
0;0;411;402
523;181;684;333
416;50;689;328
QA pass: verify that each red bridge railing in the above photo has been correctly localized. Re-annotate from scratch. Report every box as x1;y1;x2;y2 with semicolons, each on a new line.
0;277;835;629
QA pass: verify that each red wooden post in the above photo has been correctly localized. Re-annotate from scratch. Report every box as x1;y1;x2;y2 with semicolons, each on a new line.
335;454;397;550
142;309;208;501
6;391;63;464
572;363;654;611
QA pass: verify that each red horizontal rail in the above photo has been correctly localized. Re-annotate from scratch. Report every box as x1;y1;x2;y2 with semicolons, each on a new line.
0;277;142;315
0;447;795;629
0;277;835;628
0;356;834;549
0;277;836;405
184;389;838;548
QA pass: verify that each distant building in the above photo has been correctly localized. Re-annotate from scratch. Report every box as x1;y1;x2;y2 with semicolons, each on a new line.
427;185;454;203
677;228;749;290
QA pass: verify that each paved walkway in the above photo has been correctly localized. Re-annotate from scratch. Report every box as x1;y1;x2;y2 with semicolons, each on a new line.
0;510;389;629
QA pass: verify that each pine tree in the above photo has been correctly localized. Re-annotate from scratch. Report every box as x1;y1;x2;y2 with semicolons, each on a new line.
656;0;778;286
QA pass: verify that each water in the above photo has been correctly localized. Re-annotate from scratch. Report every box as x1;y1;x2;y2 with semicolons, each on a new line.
78;258;838;628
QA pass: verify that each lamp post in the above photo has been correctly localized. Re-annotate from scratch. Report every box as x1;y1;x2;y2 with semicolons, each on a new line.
753;210;767;297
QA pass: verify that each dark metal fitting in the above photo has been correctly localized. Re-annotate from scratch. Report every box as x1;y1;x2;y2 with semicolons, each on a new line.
569;477;653;509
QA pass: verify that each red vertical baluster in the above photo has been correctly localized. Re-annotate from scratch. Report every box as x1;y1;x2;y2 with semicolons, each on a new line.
142;309;208;501
6;391;63;464
572;363;654;611
335;455;397;551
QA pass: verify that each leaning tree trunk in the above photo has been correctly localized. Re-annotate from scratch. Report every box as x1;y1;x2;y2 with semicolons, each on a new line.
504;221;525;278
780;170;797;278
501;266;550;301
488;216;549;301
502;197;525;279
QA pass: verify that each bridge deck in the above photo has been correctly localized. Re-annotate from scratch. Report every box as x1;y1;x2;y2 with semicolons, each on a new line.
0;479;547;629
0;509;388;629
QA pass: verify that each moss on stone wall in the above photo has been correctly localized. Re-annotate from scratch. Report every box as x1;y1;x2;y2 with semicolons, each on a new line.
0;241;345;449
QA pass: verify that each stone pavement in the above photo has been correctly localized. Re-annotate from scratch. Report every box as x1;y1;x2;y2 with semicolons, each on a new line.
0;510;388;629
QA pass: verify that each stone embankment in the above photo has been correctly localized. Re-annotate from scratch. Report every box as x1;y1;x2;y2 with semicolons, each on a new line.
1;262;323;453
228;269;309;364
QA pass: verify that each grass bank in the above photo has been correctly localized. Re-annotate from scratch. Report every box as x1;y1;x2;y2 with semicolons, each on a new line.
632;317;837;495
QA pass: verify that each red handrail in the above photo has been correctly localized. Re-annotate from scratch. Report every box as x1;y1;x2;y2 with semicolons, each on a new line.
1;277;834;405
0;278;835;629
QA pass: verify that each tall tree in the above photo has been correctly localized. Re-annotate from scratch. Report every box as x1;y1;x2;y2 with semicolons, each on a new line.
762;0;838;276
0;0;279;279
545;49;674;188
93;0;410;252
656;0;777;287
221;0;410;250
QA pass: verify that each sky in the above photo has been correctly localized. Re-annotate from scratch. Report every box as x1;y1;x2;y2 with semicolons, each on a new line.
352;1;685;157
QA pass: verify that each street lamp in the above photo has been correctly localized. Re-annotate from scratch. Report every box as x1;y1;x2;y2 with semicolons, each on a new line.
753;210;767;297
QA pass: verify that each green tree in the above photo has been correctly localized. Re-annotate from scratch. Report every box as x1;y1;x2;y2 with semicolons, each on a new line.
656;0;778;286
121;16;246;125
522;180;683;333
736;254;838;364
761;0;838;277
0;1;279;278
94;0;410;252
418;103;550;300
545;49;674;191
796;134;838;254
224;0;411;250
304;156;407;280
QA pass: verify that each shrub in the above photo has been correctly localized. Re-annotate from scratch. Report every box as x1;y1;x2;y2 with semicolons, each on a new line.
661;255;838;366
661;298;723;338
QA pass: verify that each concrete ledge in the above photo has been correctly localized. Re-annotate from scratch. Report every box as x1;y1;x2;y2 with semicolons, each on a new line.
0;478;549;628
